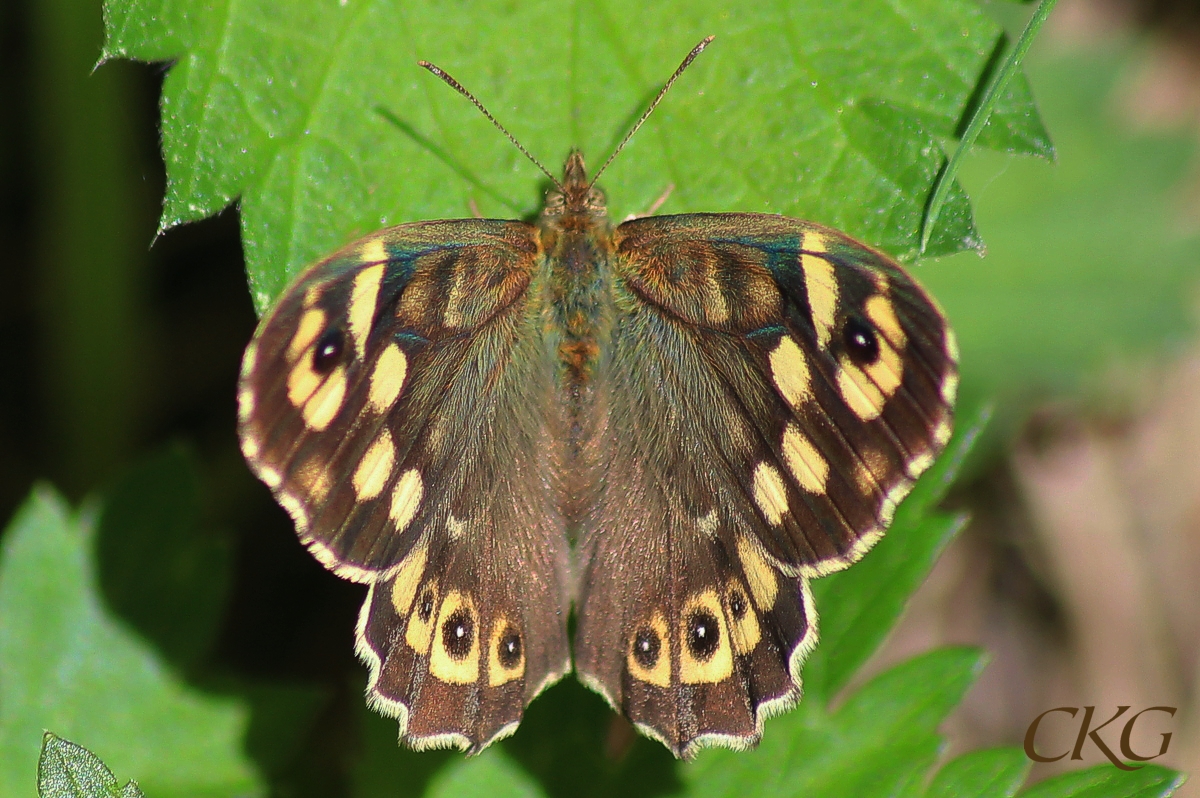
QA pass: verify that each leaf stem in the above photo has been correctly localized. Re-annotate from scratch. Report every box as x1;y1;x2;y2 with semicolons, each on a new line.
919;0;1059;255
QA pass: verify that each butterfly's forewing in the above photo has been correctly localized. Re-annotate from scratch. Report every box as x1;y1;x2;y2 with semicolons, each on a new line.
573;213;957;756
237;220;571;751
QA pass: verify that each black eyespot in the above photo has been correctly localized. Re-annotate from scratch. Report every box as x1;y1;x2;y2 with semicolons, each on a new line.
632;627;661;669
417;590;435;622
687;610;721;661
728;589;748;621
312;328;345;373
441;608;474;660
843;317;879;365
498;628;522;668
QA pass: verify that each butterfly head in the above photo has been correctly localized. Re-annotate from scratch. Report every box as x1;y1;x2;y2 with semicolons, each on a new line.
542;150;607;221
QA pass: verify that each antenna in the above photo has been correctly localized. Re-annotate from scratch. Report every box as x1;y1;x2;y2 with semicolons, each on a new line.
418;60;562;189
589;36;714;187
419;36;714;188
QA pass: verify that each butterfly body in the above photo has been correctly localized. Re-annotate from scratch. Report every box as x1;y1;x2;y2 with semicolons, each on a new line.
238;151;957;757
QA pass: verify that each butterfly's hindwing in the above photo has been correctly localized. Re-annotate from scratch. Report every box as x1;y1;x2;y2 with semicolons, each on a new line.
238;220;571;751
572;213;957;756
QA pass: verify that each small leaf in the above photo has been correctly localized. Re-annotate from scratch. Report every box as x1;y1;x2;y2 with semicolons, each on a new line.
37;733;144;798
926;747;1030;798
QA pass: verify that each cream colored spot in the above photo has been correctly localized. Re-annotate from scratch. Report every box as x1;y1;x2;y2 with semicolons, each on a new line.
837;362;884;420
726;582;761;655
360;238;387;264
941;370;960;406
487;617;525;687
405;579;439;653
240;433;259;461
736;535;779;611
287;359;322;408
240;340;258;379
865;294;905;350
770;336;812;409
752;462;789;526
836;347;904;421
881;480;913;527
389;469;423;531
627;613;670;688
697;509;719;537
368;343;408;413
301;365;348;431
302;285;322;309
390;539;429;618
802;232;838;349
258;465;282;490
277;491;309;530
783;424;828;494
446;514;466;540
837;293;907;421
237;384;255;424
349;264;384;359
430;591;481;684
679;590;733;684
946;328;960;362
288;309;326;362
352;429;395;500
934;420;952;447
906;451;935;479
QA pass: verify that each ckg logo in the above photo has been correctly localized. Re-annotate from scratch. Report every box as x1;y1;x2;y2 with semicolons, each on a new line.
1024;706;1177;771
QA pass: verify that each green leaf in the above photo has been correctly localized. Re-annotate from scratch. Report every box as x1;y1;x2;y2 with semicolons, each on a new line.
37;733;145;798
684;647;987;798
425;748;547;798
803;404;987;701
0;488;263;798
102;0;1052;313
926;747;1030;798
1018;763;1185;798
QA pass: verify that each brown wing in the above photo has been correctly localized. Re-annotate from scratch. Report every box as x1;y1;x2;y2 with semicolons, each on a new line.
237;220;570;751
572;213;957;756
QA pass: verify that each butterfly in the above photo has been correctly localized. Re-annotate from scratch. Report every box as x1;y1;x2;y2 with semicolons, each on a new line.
236;38;958;758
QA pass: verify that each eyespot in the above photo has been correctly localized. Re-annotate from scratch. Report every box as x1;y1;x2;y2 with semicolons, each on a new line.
312;328;345;373
441;607;475;660
686;609;721;662
498;629;522;668
842;317;879;365
632;626;661;669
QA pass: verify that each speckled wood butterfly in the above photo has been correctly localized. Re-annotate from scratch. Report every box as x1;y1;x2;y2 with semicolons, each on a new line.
237;39;957;757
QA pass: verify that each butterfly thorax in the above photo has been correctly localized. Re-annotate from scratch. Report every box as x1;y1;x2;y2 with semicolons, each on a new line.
539;152;615;400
